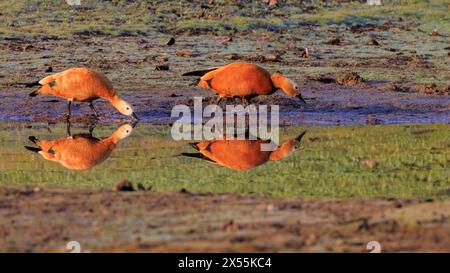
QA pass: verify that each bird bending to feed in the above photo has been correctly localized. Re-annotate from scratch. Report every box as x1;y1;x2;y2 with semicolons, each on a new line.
182;61;306;104
29;67;139;120
24;123;134;170
182;131;306;171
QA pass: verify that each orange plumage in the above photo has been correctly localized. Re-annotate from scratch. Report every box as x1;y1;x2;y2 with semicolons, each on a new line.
24;124;134;170
29;67;138;120
183;62;306;103
182;131;306;170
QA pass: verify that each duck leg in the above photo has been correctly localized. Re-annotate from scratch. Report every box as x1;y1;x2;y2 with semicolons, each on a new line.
242;97;250;106
66;120;72;136
242;97;251;116
88;121;97;135
65;101;72;121
216;96;223;105
89;102;99;118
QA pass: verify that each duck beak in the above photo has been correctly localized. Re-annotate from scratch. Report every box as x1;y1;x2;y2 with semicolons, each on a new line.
296;94;307;104
295;130;307;143
131;120;139;128
131;112;140;121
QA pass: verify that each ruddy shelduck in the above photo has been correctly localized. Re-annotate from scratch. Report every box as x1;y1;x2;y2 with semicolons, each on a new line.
182;61;306;104
182;131;306;170
29;67;139;120
24;124;134;170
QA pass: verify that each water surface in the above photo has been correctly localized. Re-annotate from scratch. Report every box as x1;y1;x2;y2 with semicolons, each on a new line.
0;122;448;199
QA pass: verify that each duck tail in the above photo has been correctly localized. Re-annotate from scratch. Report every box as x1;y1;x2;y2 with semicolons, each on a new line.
24;146;41;153
28;136;38;144
182;67;218;77
24;81;40;88
29;83;54;97
189;142;199;151
24;81;42;97
181;152;214;163
29;89;39;97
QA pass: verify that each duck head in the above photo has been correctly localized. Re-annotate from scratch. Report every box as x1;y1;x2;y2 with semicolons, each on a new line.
271;74;306;104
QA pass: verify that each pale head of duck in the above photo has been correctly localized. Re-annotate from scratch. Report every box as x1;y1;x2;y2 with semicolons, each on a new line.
271;74;306;104
111;96;139;119
269;130;307;161
110;123;134;143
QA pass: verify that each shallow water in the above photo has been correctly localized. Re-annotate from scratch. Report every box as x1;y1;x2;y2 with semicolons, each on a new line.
0;122;448;199
1;85;449;125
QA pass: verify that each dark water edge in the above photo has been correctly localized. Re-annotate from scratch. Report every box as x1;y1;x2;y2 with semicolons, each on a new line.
0;86;449;126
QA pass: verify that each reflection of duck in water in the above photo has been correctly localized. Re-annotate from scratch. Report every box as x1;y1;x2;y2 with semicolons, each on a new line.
182;131;306;171
24;124;134;170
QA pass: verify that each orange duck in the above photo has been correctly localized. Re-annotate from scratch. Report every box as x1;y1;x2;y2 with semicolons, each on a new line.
182;131;306;170
24;124;134;170
182;61;306;104
29;67;138;120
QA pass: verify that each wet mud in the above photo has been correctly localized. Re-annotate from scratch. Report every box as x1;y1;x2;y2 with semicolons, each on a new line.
1;83;449;125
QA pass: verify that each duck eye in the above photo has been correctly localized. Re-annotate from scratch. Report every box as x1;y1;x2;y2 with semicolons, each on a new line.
126;107;130;110
126;130;129;133
294;86;298;90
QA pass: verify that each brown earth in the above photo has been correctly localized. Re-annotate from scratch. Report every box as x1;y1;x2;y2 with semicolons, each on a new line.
0;185;448;253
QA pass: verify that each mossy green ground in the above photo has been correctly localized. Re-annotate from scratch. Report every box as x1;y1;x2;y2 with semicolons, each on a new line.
1;0;448;36
0;123;448;199
1;0;448;89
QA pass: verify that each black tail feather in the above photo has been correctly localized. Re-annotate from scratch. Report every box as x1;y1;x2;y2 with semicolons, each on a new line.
29;136;38;144
181;152;214;163
189;142;199;151
24;146;41;153
29;90;39;97
24;81;40;88
182;67;218;77
188;78;200;86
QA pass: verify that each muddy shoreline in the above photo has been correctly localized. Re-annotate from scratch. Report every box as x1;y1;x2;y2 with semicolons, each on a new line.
1;26;448;126
2;82;449;125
